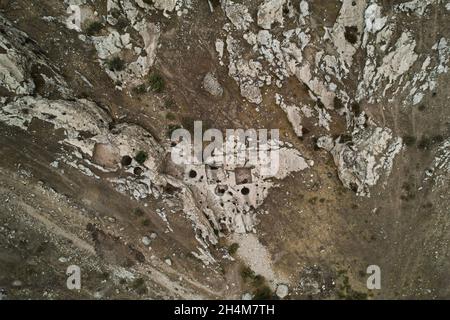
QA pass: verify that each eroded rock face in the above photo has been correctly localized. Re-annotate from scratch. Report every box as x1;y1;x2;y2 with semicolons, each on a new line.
0;12;314;261
212;0;450;199
318;125;403;196
1;0;450;300
91;1;161;86
0;15;70;97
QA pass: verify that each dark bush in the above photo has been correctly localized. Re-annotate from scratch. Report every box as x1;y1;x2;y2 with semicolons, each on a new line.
252;285;273;300
107;57;125;71
166;112;176;121
228;243;239;255
86;21;103;36
135;151;148;164
149;73;165;93
431;134;444;144
133;84;147;94
240;266;256;281
418;136;431;150
131;278;148;295
402;135;416;146
344;26;358;44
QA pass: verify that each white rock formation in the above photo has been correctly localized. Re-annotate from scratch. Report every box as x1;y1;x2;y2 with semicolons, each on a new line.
223;0;253;31
318;125;403;196
0;15;69;96
257;0;286;30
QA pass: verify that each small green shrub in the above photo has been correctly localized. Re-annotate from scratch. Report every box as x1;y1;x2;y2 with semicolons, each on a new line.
149;73;165;93
164;98;176;109
86;21;103;36
228;243;239;255
115;17;129;31
252;274;266;287
252;285;273;300
402;135;416;146
431;134;444;144
131;277;148;295
240;266;256;281
133;84;147;94
107;57;125;71
166;112;176;121
135;151;148;164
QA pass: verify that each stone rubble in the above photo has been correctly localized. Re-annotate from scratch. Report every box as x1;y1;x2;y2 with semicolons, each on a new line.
202;72;223;97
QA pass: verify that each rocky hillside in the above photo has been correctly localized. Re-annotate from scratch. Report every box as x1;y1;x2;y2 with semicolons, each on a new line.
0;0;449;299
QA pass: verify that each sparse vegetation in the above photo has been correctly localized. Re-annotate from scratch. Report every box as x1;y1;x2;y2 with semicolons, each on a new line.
431;134;444;144
134;208;144;217
351;102;361;115
131;277;148;295
418;136;431;150
85;21;103;36
107;57;125;71
149;72;165;93
339;134;352;143
402;135;416;147
336;272;368;300
164;98;176;109
115;17;129;31
240;265;256;281
252;285;273;300
308;197;318;205
166;112;176;121
133;84;147;94
228;243;239;255
209;0;221;7
239;265;275;300
135;151;148;164
109;8;121;19
418;135;444;150
344;26;358;44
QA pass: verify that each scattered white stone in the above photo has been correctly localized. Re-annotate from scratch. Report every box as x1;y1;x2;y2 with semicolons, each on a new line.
242;293;253;300
142;236;151;246
12;280;22;287
276;284;289;299
203;72;223;96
